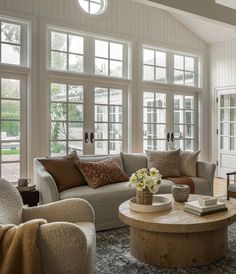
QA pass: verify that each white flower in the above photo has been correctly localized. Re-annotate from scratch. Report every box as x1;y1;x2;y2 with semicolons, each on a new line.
128;167;162;192
148;182;159;194
150;168;158;177
136;180;146;191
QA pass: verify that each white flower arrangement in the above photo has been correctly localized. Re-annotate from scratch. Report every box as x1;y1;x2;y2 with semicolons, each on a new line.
128;168;162;194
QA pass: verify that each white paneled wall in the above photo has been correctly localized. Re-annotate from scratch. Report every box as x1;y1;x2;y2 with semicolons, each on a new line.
210;39;236;167
0;0;209;178
0;0;207;51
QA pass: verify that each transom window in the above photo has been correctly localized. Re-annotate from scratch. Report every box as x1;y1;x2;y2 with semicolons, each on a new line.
0;19;29;67
174;55;195;86
50;83;84;156
143;48;166;83
142;46;199;87
95;40;124;78
78;0;108;15
50;31;84;72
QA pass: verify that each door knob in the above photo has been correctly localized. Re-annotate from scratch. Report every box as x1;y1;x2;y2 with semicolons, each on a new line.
171;132;174;142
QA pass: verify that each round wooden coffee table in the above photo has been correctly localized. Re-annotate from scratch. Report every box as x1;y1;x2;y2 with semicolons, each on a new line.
119;194;236;267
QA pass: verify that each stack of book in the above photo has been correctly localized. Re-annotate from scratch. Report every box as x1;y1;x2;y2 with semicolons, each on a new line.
184;197;227;216
16;185;36;192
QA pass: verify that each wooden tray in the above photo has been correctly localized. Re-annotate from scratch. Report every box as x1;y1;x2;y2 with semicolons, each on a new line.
129;195;172;213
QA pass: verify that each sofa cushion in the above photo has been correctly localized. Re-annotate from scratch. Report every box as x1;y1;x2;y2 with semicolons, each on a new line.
77;158;129;189
79;154;124;170
146;150;181;178
121;152;147;177
180;150;200;177
38;151;86;192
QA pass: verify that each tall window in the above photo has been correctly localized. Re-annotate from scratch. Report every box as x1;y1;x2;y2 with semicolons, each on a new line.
143;48;166;82
94;87;124;154
95;40;124;78
174;95;196;151
0;19;29;66
50;31;84;72
143;92;166;151
50;83;84;155
0;77;26;182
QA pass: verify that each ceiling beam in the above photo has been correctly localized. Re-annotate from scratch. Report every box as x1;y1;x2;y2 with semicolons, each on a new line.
143;0;236;27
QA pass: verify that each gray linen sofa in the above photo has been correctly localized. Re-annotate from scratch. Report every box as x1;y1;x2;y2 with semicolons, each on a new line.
34;153;216;231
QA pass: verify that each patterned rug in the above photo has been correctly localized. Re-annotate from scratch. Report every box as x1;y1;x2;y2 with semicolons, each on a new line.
95;224;236;274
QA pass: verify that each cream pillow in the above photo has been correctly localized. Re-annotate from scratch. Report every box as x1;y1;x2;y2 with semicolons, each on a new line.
146;149;181;178
180;150;200;177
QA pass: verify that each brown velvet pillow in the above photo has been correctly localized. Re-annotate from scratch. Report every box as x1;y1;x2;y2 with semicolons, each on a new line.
38;151;86;192
76;158;129;189
146;149;181;178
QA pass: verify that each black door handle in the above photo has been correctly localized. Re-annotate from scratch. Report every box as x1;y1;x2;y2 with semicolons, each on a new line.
167;132;170;142
171;132;174;142
84;132;89;143
90;132;94;144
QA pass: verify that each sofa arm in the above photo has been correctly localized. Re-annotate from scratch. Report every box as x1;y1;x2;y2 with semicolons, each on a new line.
22;198;95;224
197;161;216;195
34;159;59;204
39;222;88;274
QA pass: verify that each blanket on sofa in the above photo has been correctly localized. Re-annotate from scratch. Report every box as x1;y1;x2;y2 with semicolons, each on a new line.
0;219;46;274
168;176;195;194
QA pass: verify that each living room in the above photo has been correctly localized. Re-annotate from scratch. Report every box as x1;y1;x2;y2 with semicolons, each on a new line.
1;0;236;273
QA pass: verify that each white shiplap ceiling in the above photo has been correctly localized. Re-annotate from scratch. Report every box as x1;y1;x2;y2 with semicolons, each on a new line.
168;10;236;44
216;0;236;10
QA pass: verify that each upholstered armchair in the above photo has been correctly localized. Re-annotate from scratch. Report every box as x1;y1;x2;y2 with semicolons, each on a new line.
0;178;96;274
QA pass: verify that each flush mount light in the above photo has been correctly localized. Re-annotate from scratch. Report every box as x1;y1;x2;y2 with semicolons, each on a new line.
78;0;108;15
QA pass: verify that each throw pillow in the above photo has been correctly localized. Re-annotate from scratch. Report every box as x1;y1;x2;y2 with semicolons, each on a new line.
120;152;147;177
146;149;181;178
180;150;200;177
38;151;86;192
76;158;129;189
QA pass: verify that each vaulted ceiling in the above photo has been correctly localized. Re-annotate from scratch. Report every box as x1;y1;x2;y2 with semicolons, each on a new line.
134;0;236;44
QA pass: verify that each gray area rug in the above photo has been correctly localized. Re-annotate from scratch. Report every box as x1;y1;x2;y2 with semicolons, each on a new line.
95;224;236;274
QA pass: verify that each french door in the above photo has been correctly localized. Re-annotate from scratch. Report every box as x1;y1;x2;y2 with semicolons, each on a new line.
49;80;128;156
143;89;198;152
217;88;236;178
0;73;27;182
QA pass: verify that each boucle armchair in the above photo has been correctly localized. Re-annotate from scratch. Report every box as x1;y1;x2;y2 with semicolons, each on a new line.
0;178;96;274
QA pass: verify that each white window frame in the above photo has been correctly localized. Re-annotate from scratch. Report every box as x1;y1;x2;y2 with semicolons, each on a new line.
47;26;130;80
0;72;27;183
0;16;30;68
46;78;129;156
142;45;200;88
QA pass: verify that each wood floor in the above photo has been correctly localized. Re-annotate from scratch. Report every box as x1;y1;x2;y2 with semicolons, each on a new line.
214;177;229;198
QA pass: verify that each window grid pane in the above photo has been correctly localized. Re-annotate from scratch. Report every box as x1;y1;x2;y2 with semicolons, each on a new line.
0;78;21;182
143;48;167;82
50;31;84;73
95;39;124;78
143;91;166;151
0;20;26;66
174;95;195;151
94;87;123;154
50;83;84;156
